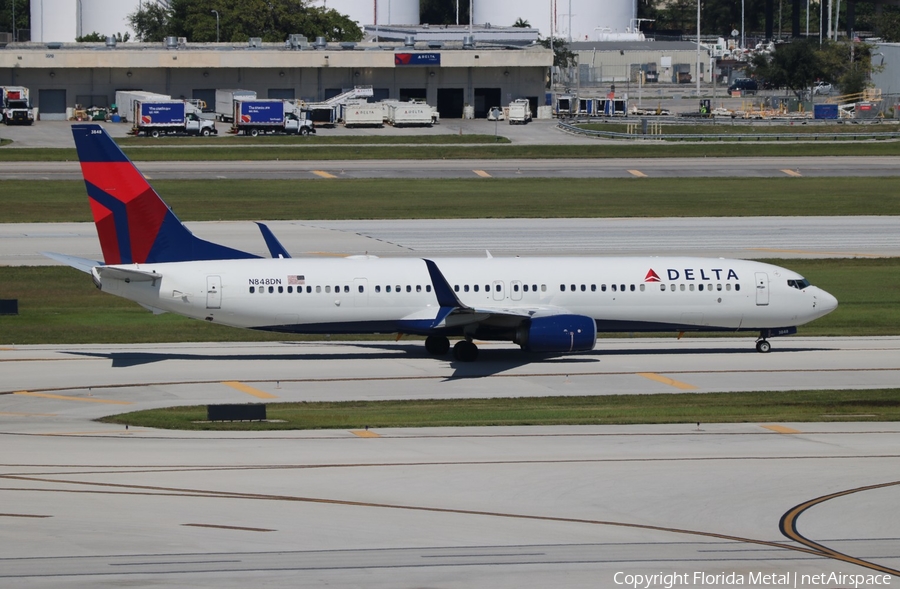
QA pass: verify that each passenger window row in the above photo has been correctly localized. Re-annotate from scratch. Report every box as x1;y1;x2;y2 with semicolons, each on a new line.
659;283;740;292
248;282;740;295
248;284;434;295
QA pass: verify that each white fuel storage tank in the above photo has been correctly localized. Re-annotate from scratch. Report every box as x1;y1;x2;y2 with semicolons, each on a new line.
473;0;633;42
314;0;420;26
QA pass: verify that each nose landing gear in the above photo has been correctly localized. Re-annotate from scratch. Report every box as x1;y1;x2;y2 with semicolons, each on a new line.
755;338;771;353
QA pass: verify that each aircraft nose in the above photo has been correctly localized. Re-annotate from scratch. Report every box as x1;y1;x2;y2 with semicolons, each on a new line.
817;289;839;314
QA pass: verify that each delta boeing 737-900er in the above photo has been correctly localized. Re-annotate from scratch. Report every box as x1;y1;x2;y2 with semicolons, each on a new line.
46;124;838;362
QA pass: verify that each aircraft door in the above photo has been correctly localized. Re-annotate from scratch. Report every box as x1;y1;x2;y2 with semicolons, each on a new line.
755;272;769;306
510;280;523;301
206;275;222;309
354;278;368;307
492;280;505;301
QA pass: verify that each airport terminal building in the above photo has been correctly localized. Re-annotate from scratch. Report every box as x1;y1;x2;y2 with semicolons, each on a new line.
0;31;553;121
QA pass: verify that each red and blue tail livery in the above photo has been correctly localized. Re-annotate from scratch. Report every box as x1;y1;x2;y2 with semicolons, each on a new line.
71;124;256;265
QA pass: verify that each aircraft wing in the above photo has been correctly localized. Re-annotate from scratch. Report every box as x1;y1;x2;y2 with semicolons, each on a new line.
420;258;573;330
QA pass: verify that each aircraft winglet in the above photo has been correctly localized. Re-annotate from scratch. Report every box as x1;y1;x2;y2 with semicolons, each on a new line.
256;223;292;259
422;259;467;310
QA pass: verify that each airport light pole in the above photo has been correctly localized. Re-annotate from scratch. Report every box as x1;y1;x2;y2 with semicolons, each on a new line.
696;0;701;95
211;10;220;43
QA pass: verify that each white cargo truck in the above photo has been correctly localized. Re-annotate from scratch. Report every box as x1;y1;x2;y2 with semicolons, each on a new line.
116;91;170;121
507;99;532;124
386;101;434;127
115;91;170;122
0;86;34;125
342;100;384;127
216;89;256;122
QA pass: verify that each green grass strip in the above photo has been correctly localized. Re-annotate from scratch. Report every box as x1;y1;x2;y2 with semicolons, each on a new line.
4;177;900;223
98;389;900;430
2;259;899;345
114;134;511;147
3;141;900;161
577;122;900;136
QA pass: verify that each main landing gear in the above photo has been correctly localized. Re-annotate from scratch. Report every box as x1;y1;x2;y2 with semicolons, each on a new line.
424;335;450;356
424;336;479;362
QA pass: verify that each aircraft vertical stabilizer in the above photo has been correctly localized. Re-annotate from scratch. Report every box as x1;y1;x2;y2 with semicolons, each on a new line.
71;124;257;265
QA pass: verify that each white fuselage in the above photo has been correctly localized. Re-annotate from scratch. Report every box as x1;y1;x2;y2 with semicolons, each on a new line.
93;256;838;338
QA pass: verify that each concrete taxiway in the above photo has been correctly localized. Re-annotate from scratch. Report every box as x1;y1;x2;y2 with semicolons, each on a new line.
1;339;899;588
4;155;900;180
3;216;900;266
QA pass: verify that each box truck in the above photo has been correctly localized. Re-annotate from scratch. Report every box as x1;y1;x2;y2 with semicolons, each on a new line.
232;99;315;136
133;100;217;137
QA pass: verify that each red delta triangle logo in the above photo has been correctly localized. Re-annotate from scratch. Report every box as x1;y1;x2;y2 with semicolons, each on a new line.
645;269;661;282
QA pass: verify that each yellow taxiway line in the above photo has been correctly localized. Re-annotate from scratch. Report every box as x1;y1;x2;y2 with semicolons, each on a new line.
627;169;648;178
221;381;278;399
636;373;697;390
761;424;801;434
351;430;381;438
312;170;337;179
473;169;492;178
13;391;132;405
781;169;803;177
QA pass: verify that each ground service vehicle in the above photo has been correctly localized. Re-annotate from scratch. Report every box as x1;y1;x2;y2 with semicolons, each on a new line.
232;100;315;136
385;101;435;127
215;89;256;122
132;100;217;137
342;100;384;127
55;124;840;362
508;99;532;124
1;86;34;125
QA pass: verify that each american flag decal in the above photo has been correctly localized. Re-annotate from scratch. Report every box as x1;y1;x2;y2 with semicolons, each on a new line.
287;275;305;285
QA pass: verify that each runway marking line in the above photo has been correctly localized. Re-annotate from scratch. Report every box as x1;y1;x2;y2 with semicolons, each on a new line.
182;523;275;533
8;473;896;576
762;425;801;434
351;430;381;438
473;170;492;178
636;373;697;390
312;170;337;179
0;411;57;417
221;381;278;399
40;430;137;436
780;480;900;576
627;169;648;178
781;169;803;177
13;391;132;405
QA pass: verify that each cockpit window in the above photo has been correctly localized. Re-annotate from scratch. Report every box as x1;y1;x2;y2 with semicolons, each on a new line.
787;278;811;290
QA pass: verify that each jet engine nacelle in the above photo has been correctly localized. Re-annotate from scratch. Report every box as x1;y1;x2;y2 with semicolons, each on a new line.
515;314;597;353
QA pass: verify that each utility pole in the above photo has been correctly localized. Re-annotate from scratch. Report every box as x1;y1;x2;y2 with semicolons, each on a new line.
211;10;219;43
696;0;701;96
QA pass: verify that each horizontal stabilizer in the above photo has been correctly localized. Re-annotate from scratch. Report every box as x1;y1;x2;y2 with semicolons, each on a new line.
41;252;102;274
96;266;161;283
